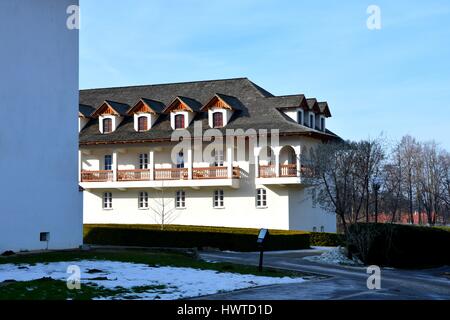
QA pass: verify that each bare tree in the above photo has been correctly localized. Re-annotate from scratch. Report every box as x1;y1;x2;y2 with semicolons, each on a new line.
306;141;366;232
151;183;179;230
397;135;421;224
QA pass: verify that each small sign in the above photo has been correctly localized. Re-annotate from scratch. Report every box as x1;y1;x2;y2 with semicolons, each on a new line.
257;228;269;244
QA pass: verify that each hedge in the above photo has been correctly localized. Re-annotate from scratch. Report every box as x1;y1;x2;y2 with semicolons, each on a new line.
347;223;450;268
310;232;345;247
84;224;311;252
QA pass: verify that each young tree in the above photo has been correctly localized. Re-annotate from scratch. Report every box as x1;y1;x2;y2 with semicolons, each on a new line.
151;183;178;230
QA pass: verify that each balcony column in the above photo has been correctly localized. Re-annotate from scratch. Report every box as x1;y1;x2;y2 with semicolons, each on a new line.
187;148;193;180
227;146;233;178
274;147;281;178
149;150;154;181
112;150;118;182
294;146;301;178
254;147;261;178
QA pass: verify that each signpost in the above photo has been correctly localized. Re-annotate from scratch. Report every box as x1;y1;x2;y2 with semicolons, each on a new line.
257;229;269;272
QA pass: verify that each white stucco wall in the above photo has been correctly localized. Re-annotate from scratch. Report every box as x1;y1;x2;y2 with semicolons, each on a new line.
81;136;337;231
0;0;82;252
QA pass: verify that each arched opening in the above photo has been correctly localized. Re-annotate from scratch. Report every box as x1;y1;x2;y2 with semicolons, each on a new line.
103;118;113;133
137;116;148;131
279;145;297;177
258;146;276;178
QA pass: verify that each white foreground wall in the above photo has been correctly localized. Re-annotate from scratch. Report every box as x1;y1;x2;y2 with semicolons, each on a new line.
0;0;82;252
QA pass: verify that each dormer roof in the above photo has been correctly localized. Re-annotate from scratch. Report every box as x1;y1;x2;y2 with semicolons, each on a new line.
128;98;165;115
306;98;321;113
201;93;244;112
318;102;332;117
271;94;307;110
79;104;95;118
163;96;202;113
91;100;130;118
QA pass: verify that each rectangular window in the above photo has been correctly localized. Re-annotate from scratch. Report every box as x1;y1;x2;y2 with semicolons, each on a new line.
139;153;149;169
103;118;113;133
213;190;224;208
138;191;149;209
256;188;267;208
104;155;113;171
174;114;185;129
175;190;186;209
309;114;314;128
320;117;325;131
214;149;224;166
103;192;113;209
297;110;303;125
213;112;224;128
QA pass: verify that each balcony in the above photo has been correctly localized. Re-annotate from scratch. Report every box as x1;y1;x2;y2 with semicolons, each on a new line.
256;163;302;186
259;164;298;178
80;166;241;189
81;170;113;182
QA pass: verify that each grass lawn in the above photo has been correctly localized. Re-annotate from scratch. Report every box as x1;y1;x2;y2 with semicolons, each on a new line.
0;249;306;300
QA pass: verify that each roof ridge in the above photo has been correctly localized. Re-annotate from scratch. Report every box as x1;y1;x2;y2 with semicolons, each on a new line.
80;77;249;92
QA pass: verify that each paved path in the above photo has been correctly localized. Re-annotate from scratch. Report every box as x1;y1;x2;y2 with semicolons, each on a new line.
197;249;450;300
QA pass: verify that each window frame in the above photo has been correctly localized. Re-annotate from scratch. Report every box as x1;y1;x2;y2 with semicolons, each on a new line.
213;189;225;209
138;191;149;209
174;114;185;129
103;118;113;133
256;188;267;209
213;149;224;167
309;113;315;129
175;190;186;209
103;192;113;210
212;112;224;128
104;155;113;171
139;153;149;170
297;110;304;125
137;116;148;131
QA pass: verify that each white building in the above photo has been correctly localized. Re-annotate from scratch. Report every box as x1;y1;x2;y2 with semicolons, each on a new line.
79;78;337;232
0;0;82;252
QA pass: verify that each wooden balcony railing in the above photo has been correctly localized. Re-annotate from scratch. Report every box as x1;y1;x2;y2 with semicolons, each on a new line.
117;169;151;181
193;166;227;179
154;168;188;180
81;170;113;182
280;164;297;177
259;164;298;178
82;166;241;182
259;165;276;178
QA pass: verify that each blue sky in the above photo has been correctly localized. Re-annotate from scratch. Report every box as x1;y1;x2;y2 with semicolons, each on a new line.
79;0;450;149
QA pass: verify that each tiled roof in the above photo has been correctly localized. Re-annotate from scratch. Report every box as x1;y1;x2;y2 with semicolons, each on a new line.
79;77;338;145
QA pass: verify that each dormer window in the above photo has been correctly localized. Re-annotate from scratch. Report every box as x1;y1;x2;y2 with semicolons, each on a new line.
174;114;185;129
103;118;113;133
309;113;315;129
320;116;326;132
92;100;129;134
213;112;224;128
137;116;148;131
297;110;304;125
164;96;201;130
129;98;164;132
202;94;242;129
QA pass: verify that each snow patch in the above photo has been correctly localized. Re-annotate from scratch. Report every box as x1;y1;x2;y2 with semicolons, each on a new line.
304;247;363;266
0;260;306;300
